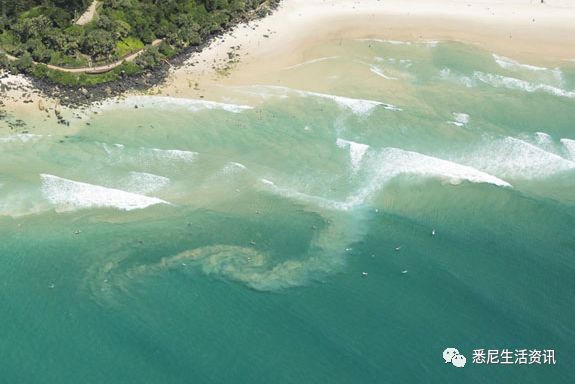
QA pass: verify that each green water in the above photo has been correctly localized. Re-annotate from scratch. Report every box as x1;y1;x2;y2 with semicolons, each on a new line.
1;40;575;383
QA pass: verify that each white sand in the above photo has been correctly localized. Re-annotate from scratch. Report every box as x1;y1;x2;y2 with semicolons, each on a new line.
1;71;55;116
158;0;575;98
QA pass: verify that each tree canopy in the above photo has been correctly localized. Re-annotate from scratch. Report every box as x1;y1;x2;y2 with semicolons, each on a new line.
0;0;274;85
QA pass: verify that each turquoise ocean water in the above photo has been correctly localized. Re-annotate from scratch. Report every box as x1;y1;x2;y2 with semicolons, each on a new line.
1;40;575;383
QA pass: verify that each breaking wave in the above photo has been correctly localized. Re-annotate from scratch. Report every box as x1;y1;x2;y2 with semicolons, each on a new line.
492;54;563;81
40;174;169;211
121;172;170;195
561;138;575;161
336;138;369;172
440;68;575;98
460;137;575;179
261;147;510;211
241;85;402;114
474;72;575;98
98;142;198;165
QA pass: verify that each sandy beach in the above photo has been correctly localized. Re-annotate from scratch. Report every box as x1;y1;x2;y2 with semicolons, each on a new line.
157;0;575;99
3;0;575;116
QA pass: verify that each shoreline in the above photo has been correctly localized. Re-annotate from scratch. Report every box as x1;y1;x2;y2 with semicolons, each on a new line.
2;0;575;121
159;0;575;101
0;1;280;115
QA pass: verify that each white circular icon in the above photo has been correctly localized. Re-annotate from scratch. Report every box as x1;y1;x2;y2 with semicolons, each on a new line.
443;347;466;368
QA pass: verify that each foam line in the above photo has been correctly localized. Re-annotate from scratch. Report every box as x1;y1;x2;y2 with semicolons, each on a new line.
492;54;563;81
41;174;169;211
247;85;402;114
464;137;575;179
149;148;198;162
101;96;253;113
473;71;575;98
284;56;339;70
0;134;43;143
357;39;438;47
493;54;548;72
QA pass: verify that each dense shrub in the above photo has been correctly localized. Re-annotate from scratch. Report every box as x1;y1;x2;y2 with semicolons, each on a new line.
0;0;276;85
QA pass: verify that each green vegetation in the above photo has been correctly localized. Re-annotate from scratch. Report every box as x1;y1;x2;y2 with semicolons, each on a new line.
0;0;276;86
116;37;144;57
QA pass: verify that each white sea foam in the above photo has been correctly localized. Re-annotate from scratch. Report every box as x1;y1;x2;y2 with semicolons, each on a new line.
246;85;401;114
222;162;247;174
473;72;575;98
303;90;401;113
439;68;474;88
493;54;547;72
229;162;246;169
535;132;552;145
123;172;170;194
284;56;339;70
492;54;563;82
371;58;414;73
358;39;412;45
382;58;415;69
560;138;575;160
41;174;169;211
98;142;198;165
441;68;575;97
375;148;510;186
102;96;253;113
261;148;509;211
343;148;511;208
0;134;43;143
532;132;555;152
449;113;470;127
424;41;439;48
149;148;198;162
358;39;438;47
336;138;369;172
463;137;575;179
369;66;398;80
